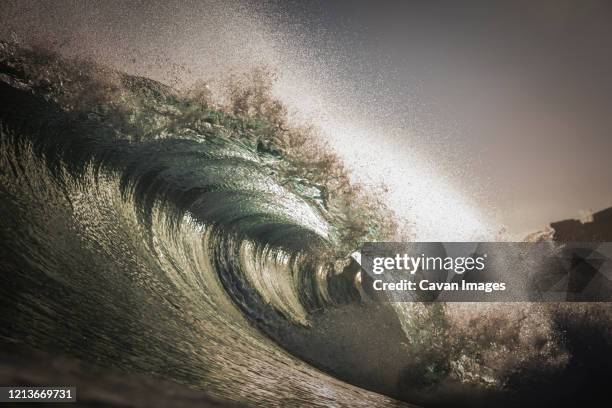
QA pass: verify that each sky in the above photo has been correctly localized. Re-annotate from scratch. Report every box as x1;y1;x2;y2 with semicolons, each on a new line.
2;0;611;239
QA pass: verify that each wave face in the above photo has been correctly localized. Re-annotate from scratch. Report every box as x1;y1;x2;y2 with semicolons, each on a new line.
0;43;406;407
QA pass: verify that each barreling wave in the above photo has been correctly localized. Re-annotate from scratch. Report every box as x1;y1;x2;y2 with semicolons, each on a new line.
7;41;612;408
0;42;405;406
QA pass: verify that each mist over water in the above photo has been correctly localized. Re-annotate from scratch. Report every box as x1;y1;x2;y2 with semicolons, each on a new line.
5;1;612;237
0;0;495;241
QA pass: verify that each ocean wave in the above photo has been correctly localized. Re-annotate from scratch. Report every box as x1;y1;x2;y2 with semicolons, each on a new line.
3;42;612;408
0;42;405;407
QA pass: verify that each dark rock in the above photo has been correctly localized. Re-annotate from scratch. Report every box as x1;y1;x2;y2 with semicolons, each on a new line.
551;207;612;242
